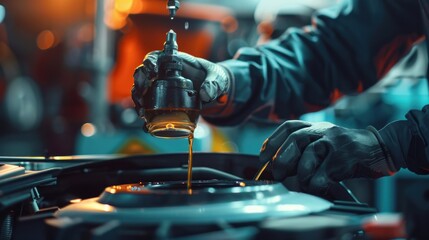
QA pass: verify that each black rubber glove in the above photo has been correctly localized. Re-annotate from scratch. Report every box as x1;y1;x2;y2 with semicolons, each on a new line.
259;120;397;195
132;51;230;120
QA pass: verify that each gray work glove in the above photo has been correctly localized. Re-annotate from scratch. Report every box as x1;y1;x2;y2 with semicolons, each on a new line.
259;120;397;195
132;51;230;120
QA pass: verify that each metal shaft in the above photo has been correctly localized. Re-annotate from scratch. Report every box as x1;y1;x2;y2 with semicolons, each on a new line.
167;0;180;19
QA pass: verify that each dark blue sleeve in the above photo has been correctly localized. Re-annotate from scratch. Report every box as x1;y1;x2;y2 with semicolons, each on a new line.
404;105;429;174
379;105;429;174
204;0;423;126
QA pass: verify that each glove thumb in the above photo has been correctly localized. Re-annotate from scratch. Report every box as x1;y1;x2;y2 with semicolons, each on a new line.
198;60;230;102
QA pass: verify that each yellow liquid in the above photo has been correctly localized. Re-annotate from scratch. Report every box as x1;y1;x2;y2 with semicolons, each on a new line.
145;109;199;139
187;133;194;193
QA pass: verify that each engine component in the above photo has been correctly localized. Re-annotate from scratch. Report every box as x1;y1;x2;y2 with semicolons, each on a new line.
143;30;200;138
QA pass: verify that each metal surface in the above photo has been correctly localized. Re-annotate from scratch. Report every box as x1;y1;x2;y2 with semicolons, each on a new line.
167;0;180;19
57;180;332;224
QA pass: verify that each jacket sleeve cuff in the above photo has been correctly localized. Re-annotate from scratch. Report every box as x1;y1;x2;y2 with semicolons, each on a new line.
376;120;412;170
367;126;398;175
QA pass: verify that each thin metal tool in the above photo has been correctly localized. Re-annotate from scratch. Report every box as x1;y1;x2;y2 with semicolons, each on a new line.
254;161;361;204
338;181;361;203
253;153;361;204
167;0;180;19
254;160;271;180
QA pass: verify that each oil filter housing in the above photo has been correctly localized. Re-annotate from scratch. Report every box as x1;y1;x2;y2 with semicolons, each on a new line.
143;30;200;138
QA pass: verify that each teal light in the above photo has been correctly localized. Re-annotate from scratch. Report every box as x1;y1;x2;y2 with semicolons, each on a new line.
0;5;5;23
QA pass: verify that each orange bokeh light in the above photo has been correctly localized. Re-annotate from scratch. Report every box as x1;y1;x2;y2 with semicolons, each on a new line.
104;9;128;30
36;30;55;50
115;0;133;13
81;123;97;137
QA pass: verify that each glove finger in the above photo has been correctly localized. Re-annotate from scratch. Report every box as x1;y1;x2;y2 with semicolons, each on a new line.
297;140;329;190
179;52;216;71
131;85;144;117
306;166;334;196
133;51;161;90
271;131;320;180
179;52;207;87
132;51;162;118
259;120;312;164
200;79;227;102
179;52;202;68
142;50;160;75
133;66;147;92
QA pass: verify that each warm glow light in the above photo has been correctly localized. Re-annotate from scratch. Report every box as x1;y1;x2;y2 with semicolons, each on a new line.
85;1;96;17
77;23;94;43
102;204;113;212
129;0;143;14
105;187;118;194
166;123;175;129
70;198;82;203
81;123;96;137
115;0;134;13
104;10;127;30
221;16;238;33
239;182;246;187
37;30;55;50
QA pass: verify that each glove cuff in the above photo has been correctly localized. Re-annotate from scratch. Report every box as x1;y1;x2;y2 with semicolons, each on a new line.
367;126;398;176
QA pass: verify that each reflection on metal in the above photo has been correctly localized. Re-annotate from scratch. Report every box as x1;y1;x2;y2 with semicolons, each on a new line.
339;181;361;204
70;198;83;203
57;180;332;224
0;155;121;162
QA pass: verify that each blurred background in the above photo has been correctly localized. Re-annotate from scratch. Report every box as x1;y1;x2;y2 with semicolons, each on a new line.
0;0;428;212
0;0;342;156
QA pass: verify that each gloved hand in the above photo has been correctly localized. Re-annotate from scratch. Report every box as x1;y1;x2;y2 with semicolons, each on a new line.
259;120;397;195
132;51;230;120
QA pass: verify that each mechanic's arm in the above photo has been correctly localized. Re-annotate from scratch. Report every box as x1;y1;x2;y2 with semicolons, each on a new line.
132;0;422;128
207;0;422;125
